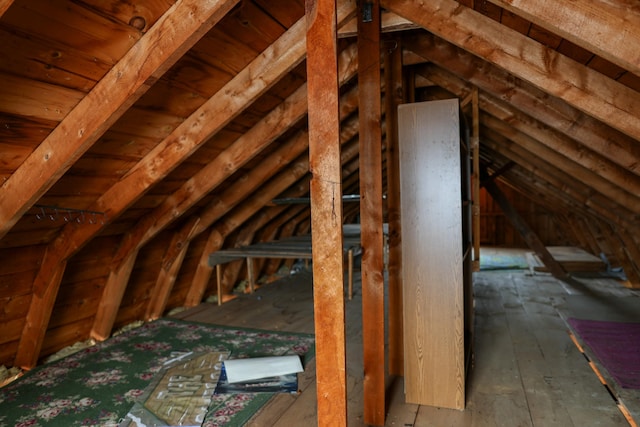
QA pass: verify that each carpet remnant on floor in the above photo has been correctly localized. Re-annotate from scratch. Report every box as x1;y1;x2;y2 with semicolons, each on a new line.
0;318;314;426
568;318;640;389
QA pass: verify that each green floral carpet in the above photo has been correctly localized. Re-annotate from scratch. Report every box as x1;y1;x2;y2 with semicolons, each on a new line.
0;319;315;427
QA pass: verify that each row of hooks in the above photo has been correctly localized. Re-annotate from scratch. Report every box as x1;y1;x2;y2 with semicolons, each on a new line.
33;205;107;225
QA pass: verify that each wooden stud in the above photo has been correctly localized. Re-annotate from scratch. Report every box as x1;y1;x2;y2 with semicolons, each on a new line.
246;257;255;293
305;0;348;425
216;264;223;306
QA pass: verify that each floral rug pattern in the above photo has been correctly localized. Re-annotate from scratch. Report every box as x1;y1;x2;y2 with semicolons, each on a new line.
0;319;315;427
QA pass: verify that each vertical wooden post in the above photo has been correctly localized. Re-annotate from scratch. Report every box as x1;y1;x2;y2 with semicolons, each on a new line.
246;257;255;293
471;87;481;271
384;36;404;377
216;264;222;306
357;0;385;424
305;1;347;425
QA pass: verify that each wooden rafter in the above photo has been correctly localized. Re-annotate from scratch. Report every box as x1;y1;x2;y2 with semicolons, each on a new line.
0;0;240;240
12;0;240;369
382;0;640;141
490;0;640;77
405;35;640;175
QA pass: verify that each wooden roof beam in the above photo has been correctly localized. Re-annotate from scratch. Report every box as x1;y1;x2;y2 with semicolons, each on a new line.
482;115;640;213
481;137;637;229
0;0;240;240
405;33;640;176
489;0;640;77
11;0;240;369
382;0;640;141
416;65;640;211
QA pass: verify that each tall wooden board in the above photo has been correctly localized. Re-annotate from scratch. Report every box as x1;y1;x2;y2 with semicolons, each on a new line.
398;99;465;410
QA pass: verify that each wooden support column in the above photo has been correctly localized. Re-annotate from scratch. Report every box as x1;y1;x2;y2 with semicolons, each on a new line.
471;88;481;271
357;0;385;424
384;35;404;377
483;177;569;280
306;0;347;425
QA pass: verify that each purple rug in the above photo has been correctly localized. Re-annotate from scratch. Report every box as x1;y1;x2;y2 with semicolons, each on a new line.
568;317;640;389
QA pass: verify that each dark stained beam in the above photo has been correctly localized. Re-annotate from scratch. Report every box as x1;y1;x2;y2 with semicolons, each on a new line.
357;0;385;424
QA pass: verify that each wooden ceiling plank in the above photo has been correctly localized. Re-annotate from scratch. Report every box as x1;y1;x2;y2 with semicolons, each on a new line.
488;0;640;77
0;0;240;239
405;36;640;176
11;0;240;365
382;0;640;141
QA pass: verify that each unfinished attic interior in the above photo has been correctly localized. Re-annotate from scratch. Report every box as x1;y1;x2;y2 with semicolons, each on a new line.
1;0;640;425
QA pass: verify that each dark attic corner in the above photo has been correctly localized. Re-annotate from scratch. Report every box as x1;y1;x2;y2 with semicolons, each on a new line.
1;0;640;425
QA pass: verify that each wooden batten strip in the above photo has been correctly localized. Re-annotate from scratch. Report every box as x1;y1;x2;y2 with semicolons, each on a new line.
306;0;347;425
471;87;481;271
384;35;404;377
357;1;385;424
0;0;240;239
490;0;640;77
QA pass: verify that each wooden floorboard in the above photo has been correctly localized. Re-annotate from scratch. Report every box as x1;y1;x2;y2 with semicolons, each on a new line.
170;257;637;426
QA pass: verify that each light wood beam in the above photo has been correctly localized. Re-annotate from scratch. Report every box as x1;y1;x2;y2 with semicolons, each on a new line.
0;0;239;239
405;33;640;176
357;1;385;424
382;0;640;141
489;0;640;77
306;2;347;423
383;35;404;377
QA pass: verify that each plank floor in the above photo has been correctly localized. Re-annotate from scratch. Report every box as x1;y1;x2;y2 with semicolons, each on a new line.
172;256;640;426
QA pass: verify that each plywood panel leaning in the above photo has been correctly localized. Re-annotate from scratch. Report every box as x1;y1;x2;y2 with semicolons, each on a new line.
398;99;465;410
